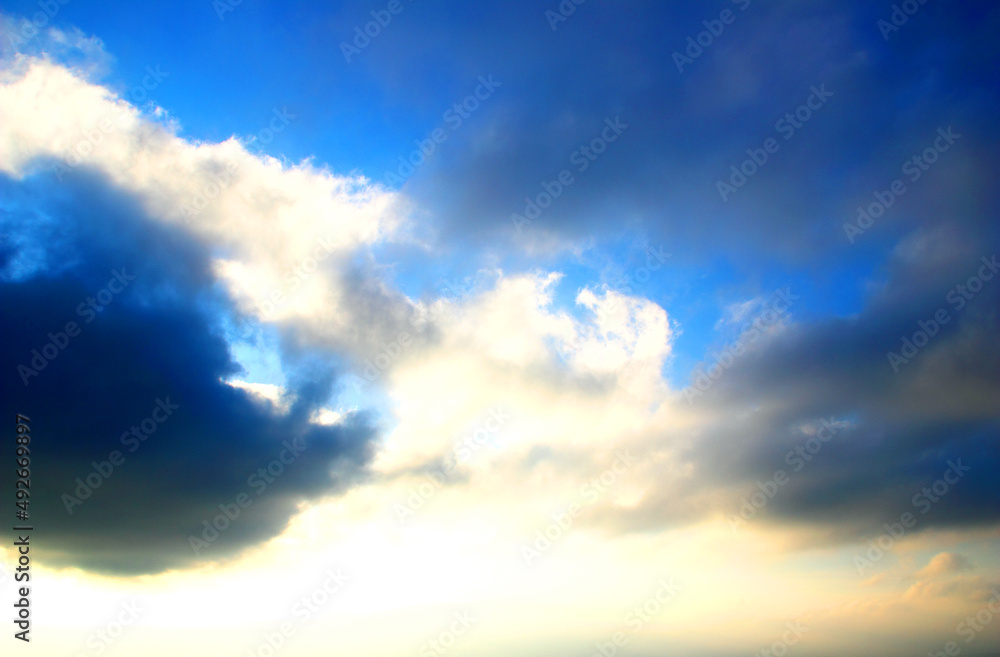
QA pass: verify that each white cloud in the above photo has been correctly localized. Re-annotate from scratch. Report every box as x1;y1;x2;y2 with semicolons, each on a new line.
0;45;700;543
0;53;410;359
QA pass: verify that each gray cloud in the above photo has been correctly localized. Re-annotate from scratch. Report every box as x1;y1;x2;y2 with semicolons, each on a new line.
0;168;378;574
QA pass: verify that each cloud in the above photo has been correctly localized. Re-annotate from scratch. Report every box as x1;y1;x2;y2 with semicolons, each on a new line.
0;39;411;572
2;16;997;582
903;574;992;602
348;220;1000;553
632;228;1000;540
372;272;675;478
0;168;380;575
358;1;1000;265
916;552;974;580
0;51;418;365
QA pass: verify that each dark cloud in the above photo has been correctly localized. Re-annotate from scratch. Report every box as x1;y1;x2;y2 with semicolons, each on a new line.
334;0;1000;266
599;232;1000;540
0;167;377;575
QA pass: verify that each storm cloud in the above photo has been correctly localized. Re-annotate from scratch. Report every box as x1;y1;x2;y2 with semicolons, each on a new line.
0;168;378;574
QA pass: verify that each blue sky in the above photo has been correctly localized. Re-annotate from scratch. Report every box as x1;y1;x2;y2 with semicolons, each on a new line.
7;0;984;378
1;1;999;655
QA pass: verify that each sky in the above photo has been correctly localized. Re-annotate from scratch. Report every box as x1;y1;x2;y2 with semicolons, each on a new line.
0;1;999;655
